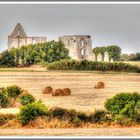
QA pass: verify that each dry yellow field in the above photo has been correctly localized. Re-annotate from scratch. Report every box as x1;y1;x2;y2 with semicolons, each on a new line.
123;61;140;67
1;71;140;136
0;71;140;112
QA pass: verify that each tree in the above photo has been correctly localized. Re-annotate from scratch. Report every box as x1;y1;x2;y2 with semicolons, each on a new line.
0;40;70;67
0;50;16;67
107;45;121;61
121;54;129;61
93;45;121;61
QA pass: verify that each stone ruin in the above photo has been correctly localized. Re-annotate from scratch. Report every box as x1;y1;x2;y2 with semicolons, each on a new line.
59;35;95;61
8;23;47;49
59;36;111;62
7;23;112;62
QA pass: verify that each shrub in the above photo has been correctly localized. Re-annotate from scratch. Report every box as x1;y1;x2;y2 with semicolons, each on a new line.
6;85;22;98
77;112;89;122
47;60;140;73
0;89;10;108
113;114;134;126
133;101;140;123
105;92;140;118
50;107;88;123
19;93;35;106
89;110;108;123
0;114;16;125
50;107;68;119
18;101;49;125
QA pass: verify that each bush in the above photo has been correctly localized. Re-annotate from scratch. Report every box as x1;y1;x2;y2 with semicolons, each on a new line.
19;93;35;106
18;101;49;125
0;114;15;125
89;110;108;123
50;107;88;123
6;85;22;98
50;107;68;119
105;92;140;118
77;112;89;122
113;114;134;126
47;60;140;73
0;89;10;108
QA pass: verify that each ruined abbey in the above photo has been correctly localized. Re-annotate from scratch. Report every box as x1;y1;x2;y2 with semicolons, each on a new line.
8;23;47;49
8;23;109;62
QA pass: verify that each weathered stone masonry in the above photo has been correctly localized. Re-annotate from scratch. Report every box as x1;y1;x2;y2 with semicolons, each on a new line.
8;23;110;62
8;23;47;49
59;35;95;61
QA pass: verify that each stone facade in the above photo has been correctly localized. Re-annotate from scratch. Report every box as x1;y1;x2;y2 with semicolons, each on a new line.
8;23;47;49
59;35;95;61
7;23;112;62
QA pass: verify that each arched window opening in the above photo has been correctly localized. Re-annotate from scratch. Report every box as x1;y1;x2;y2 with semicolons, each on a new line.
80;48;84;59
17;29;20;36
67;40;70;46
33;39;36;45
81;40;84;47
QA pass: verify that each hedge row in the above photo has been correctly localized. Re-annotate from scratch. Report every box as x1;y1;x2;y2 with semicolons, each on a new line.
47;60;140;73
18;92;140;125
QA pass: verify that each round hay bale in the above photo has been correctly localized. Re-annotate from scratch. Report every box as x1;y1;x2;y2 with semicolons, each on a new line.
22;90;30;96
62;88;71;96
43;86;53;94
95;82;105;89
53;89;63;96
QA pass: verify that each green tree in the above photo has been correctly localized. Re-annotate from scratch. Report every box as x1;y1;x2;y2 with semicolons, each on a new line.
107;45;121;61
0;40;70;67
121;54;129;61
93;45;121;61
0;50;16;67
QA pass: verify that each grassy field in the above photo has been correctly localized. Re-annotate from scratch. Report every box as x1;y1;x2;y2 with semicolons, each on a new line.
0;71;140;113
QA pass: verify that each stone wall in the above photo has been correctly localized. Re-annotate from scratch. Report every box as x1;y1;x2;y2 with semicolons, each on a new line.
8;23;47;49
59;35;95;61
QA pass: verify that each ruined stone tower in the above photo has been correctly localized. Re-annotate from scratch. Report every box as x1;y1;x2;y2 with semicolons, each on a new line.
59;35;95;61
8;23;47;49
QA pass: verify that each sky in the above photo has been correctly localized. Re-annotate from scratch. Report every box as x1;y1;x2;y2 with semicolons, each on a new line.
0;4;140;54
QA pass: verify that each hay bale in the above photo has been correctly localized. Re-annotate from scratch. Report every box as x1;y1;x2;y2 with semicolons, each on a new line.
43;86;53;94
52;89;63;96
95;82;105;89
62;88;71;96
22;90;30;96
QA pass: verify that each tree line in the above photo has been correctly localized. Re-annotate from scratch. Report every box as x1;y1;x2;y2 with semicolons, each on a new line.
121;53;140;61
93;45;121;61
0;41;70;67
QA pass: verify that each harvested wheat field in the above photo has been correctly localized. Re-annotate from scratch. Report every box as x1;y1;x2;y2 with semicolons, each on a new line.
1;128;140;136
0;71;140;113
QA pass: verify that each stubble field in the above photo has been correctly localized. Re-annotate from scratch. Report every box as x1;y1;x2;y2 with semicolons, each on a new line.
0;71;140;113
0;69;140;136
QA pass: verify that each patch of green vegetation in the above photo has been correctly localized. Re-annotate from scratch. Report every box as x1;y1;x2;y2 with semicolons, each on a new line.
19;93;35;106
47;60;140;73
18;101;49;125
